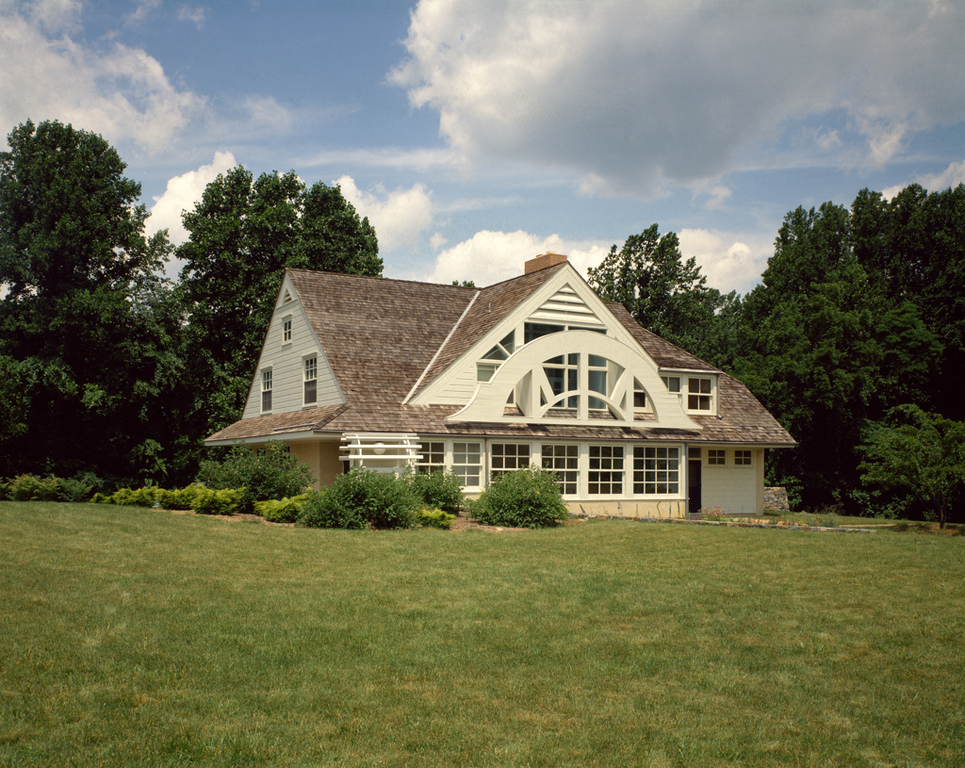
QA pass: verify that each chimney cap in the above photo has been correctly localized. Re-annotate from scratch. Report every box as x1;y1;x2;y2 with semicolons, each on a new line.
525;252;568;274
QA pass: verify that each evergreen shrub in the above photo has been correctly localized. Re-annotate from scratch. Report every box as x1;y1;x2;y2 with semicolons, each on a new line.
6;473;98;502
298;468;417;530
254;493;311;523
196;441;314;514
472;467;569;529
414;507;456;529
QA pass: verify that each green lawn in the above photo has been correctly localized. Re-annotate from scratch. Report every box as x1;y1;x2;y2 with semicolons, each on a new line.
2;503;963;767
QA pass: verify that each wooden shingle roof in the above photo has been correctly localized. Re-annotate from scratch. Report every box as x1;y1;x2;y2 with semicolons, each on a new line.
208;266;794;447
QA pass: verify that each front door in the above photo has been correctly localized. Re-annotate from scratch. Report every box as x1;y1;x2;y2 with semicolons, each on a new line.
688;460;702;517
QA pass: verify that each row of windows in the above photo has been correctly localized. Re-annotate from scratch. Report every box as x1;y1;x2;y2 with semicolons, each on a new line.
421;441;754;494
420;442;685;496
261;356;318;412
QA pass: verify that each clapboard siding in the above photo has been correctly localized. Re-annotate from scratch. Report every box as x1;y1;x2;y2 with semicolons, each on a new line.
242;297;342;419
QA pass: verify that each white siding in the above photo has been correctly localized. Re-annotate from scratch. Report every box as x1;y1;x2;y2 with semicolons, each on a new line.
242;295;343;419
433;368;479;406
702;461;757;515
529;284;606;328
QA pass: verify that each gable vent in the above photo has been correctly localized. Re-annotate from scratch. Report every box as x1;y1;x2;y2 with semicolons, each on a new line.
529;284;605;327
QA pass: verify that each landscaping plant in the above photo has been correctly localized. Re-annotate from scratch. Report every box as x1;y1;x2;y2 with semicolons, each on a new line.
196;441;313;514
472;466;569;528
297;468;417;529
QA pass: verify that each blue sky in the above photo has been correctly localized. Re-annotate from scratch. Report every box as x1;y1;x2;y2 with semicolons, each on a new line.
3;0;964;294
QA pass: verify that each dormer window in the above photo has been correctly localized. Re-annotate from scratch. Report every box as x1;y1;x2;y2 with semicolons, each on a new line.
687;377;713;412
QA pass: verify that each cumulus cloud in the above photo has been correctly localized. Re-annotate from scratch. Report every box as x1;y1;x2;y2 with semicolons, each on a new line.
881;157;965;200
390;0;965;194
677;229;773;295
335;175;435;253
424;230;610;286
0;1;204;152
146;151;237;245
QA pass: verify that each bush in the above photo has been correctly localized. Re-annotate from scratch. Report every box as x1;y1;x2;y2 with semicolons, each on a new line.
415;507;456;529
196;441;313;514
407;468;465;512
298;468;418;530
192;487;243;516
254;493;311;523
472;467;569;529
5;473;99;502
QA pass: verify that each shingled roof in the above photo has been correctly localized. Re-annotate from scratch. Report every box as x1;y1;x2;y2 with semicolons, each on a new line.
207;264;795;447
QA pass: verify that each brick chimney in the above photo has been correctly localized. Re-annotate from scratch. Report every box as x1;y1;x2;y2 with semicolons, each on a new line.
524;251;568;274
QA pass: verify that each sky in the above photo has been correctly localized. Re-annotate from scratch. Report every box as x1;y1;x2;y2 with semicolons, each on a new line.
2;0;965;295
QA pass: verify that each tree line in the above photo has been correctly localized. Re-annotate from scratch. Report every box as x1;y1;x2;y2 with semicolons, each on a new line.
2;120;963;522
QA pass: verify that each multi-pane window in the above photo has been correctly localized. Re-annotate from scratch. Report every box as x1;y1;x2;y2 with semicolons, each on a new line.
490;443;530;480
525;322;564;344
735;450;752;466
633;379;648;411
544;353;579;408
687;378;712;411
588;445;624;494
708;449;726;465
282;317;292;343
304;356;317;404
482;331;515;360
633;446;680;495
452;442;482;487
662;376;681;394
542;444;579;495
418;441;445;474
261;369;272;412
588;355;607;410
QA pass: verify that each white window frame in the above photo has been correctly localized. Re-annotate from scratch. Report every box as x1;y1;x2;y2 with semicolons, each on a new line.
261;369;272;413
303;355;318;405
633;446;681;496
686;377;714;413
490;443;531;482
734;449;752;466
588;445;624;495
282;315;292;344
452;441;483;489
541;443;579;496
708;449;726;466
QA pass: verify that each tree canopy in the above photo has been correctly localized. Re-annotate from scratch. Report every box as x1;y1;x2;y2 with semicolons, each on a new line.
176;166;382;442
0;120;182;484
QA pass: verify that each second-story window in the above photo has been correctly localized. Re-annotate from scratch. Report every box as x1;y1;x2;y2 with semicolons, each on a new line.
282;317;292;344
304;356;317;404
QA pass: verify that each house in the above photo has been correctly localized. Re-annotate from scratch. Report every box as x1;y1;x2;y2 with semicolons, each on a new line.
205;253;795;518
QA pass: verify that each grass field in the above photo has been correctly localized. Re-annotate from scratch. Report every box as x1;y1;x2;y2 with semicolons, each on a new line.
2;502;963;767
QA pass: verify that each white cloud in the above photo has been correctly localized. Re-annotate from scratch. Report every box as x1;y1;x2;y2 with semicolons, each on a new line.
0;3;204;152
881;157;965;200
146;151;237;245
677;229;773;295
424;230;609;286
176;4;206;28
390;0;965;194
335;176;435;253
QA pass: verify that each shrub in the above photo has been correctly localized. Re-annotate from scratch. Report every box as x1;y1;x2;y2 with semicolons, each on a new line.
192;487;243;516
108;486;160;508
8;474;60;501
254;493;311;523
298;468;417;530
415;507;456;529
472;467;568;529
196;441;313;513
407;468;465;512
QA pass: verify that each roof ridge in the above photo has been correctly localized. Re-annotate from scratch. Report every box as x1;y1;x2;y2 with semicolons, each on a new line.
286;267;477;291
403;289;481;403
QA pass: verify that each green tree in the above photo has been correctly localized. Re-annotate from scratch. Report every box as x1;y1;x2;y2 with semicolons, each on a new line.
0;120;183;484
177;168;381;439
587;224;733;364
860;405;965;529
